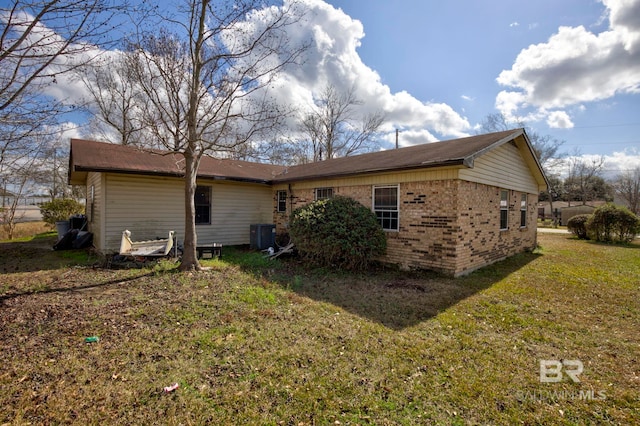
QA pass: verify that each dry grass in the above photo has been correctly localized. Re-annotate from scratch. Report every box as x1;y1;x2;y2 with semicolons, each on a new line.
0;221;51;241
0;233;638;424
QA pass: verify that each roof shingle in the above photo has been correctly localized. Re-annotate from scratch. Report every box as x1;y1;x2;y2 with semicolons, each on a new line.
69;129;537;185
69;139;286;184
272;129;524;182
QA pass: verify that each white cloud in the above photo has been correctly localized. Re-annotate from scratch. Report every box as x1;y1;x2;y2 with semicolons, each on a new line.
461;95;474;101
13;0;471;147
603;148;640;175
510;22;520;28
496;0;640;125
548;148;640;179
383;128;438;148
243;0;470;141
546;111;574;128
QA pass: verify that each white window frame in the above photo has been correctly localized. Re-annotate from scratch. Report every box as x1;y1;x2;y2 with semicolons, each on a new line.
276;190;287;213
314;187;333;201
500;189;509;231
520;193;528;228
373;184;400;232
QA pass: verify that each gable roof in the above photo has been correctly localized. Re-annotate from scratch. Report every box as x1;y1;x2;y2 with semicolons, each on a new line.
273;128;547;188
68;129;548;190
68;139;286;185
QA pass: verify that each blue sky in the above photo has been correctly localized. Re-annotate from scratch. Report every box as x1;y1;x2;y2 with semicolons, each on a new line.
30;0;638;175
319;0;640;173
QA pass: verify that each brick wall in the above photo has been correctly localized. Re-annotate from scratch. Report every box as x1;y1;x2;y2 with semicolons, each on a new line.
455;181;538;275
272;179;538;276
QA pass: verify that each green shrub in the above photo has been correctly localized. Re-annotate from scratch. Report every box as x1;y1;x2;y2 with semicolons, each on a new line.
289;196;386;270
586;203;640;243
567;214;592;239
40;199;85;227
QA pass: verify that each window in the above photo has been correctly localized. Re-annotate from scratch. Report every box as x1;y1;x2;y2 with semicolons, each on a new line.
315;187;333;201
373;185;399;231
520;193;527;227
500;190;509;230
195;186;211;225
277;190;287;213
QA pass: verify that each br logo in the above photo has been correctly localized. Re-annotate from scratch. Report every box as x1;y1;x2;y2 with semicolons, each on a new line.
539;359;583;383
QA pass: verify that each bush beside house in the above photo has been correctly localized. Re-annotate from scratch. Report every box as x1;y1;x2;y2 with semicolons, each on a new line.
289;196;386;270
40;199;85;227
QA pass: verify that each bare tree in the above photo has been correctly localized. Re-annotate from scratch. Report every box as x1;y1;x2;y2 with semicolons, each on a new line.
1;0;130;217
564;153;606;205
0;136;48;239
1;0;128;122
77;53;149;146
124;0;306;271
613;167;640;215
300;84;385;162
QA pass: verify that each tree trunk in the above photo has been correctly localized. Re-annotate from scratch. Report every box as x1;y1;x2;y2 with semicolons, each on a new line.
179;150;200;271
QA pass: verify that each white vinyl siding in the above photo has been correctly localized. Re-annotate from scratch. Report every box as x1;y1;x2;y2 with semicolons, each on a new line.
100;174;273;250
86;172;105;249
197;182;273;246
459;142;539;194
104;174;184;250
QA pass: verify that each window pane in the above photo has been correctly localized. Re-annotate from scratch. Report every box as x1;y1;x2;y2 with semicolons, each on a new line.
277;191;287;212
195;186;211;224
376;211;398;231
375;187;398;210
195;205;210;224
315;188;333;200
500;210;508;230
500;190;508;207
374;186;399;230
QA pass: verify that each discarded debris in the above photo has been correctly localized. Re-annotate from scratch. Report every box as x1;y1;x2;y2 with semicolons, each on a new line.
84;336;99;343
265;242;295;259
163;383;179;393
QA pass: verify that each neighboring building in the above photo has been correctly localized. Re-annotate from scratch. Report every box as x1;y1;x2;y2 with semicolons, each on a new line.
537;201;607;225
560;205;596;226
68;128;548;276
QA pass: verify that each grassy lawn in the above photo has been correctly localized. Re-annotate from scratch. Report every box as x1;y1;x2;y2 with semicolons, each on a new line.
1;233;638;425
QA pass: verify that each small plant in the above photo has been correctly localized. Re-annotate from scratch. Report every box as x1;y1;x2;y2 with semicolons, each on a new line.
39;199;85;227
586;203;640;243
567;214;591;239
289;196;386;270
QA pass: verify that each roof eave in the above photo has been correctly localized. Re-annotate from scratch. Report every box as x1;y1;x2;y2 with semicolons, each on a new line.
273;159;466;183
71;166;273;185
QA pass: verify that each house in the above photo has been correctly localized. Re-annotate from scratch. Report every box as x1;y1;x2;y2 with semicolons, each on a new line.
68;128;548;276
68;139;285;251
537;201;606;224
